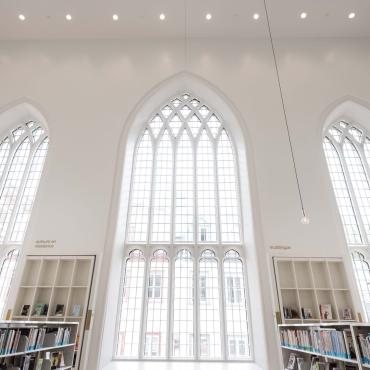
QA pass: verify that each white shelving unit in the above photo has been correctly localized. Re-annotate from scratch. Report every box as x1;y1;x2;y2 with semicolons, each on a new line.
279;322;370;370
0;320;78;370
11;256;95;370
273;257;357;324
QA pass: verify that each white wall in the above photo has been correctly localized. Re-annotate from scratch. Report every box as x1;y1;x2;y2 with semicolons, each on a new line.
1;37;370;370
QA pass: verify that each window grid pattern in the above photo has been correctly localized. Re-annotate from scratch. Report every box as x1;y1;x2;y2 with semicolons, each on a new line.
175;130;194;243
199;250;221;359
173;250;194;358
144;250;169;358
324;120;370;322
0;122;48;244
223;250;250;358
0;249;19;317
118;93;250;361
217;130;240;243
117;250;145;357
151;131;173;243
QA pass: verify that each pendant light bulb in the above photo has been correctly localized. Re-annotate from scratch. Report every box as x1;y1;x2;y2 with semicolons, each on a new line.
301;215;310;225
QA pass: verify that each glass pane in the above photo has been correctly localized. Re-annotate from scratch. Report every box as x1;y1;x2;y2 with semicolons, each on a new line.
351;251;370;321
224;251;250;359
116;250;145;357
151;130;173;242
217;130;240;243
0;249;19;317
199;250;221;359
127;130;153;242
172;250;194;359
323;138;362;244
144;250;169;358
197;130;217;243
10;138;49;243
175;130;194;242
343;138;370;240
0;138;10;181
0;138;31;242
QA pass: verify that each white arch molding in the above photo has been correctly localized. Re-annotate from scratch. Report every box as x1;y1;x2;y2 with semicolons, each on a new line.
92;72;273;370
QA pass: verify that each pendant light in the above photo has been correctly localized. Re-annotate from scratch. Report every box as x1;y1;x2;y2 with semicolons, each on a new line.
262;0;310;225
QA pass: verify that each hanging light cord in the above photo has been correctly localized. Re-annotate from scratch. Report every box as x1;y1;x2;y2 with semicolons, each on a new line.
262;0;307;218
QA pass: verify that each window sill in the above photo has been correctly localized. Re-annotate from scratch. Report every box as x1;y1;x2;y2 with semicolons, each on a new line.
104;361;262;370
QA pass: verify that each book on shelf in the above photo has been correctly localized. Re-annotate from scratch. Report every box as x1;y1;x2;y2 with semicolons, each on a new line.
280;327;356;359
32;303;48;317
54;304;64;316
286;353;296;369
71;304;81;317
301;308;313;320
284;306;300;319
341;308;352;320
319;304;332;320
297;357;309;370
357;332;370;364
20;305;30;317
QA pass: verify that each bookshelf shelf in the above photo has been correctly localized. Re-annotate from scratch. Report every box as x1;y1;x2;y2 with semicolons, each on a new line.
12;255;95;370
273;257;356;324
279;323;370;370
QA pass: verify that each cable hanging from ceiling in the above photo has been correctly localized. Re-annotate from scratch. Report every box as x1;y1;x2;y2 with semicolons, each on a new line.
262;0;310;225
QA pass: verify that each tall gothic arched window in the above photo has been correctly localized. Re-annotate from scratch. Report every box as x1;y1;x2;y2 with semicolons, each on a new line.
0;120;48;317
116;92;250;360
324;120;370;319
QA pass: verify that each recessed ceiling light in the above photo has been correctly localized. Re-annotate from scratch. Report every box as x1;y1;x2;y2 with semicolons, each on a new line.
253;13;260;20
206;13;212;21
66;14;72;21
18;14;26;21
348;12;356;19
159;13;166;21
113;14;119;21
300;12;307;19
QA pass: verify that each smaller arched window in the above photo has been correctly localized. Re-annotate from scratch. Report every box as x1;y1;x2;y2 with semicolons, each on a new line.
0;249;19;316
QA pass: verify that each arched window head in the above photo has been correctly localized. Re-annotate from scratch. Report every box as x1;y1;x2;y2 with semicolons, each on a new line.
126;92;241;245
116;93;250;361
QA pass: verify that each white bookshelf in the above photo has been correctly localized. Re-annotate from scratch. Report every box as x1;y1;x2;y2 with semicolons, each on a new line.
279;322;370;370
0;320;78;370
11;256;95;370
274;257;357;324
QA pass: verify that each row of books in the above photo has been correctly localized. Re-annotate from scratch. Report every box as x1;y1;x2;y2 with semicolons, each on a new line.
280;328;356;359
357;332;370;364
28;328;46;351
0;350;67;370
285;352;357;370
0;329;22;355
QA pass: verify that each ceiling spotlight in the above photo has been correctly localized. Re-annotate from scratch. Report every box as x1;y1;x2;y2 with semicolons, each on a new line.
113;14;119;21
300;12;307;19
66;14;72;21
18;14;26;21
206;13;212;21
253;13;260;20
159;13;166;21
348;12;356;19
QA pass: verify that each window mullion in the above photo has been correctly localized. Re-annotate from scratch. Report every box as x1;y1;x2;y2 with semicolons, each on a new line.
4;141;38;243
0;138;19;202
194;249;199;359
166;248;174;359
217;251;228;360
171;137;176;245
139;250;151;359
193;134;198;245
337;140;369;245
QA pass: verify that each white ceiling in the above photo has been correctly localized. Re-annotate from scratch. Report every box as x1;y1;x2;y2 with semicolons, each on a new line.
0;0;370;40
